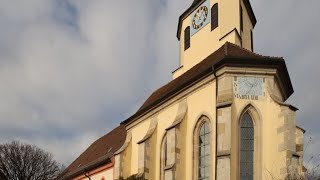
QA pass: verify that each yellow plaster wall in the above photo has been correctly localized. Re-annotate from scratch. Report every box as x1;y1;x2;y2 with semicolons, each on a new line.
148;128;158;180
219;0;240;36
183;79;216;179
240;0;254;51
122;69;302;179
121;139;132;178
124;76;216;179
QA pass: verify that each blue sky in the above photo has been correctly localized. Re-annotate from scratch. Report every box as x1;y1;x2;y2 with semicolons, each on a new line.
0;0;319;167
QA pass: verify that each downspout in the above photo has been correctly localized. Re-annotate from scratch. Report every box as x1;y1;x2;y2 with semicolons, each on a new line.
84;169;91;180
212;65;218;180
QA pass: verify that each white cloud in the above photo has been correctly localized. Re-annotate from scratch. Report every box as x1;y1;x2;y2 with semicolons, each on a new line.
0;0;194;165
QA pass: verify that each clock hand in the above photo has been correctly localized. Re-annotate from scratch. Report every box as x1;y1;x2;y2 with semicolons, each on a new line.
200;11;204;18
198;11;204;21
196;12;201;18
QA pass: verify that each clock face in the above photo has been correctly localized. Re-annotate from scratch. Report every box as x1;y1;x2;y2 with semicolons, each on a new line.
234;77;264;100
190;0;210;36
192;6;208;30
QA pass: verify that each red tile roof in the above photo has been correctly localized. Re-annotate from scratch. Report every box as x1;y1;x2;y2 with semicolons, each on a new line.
60;125;126;180
121;42;293;125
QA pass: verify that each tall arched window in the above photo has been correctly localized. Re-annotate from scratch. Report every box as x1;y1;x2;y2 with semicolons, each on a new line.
198;122;210;180
240;112;254;180
194;116;211;180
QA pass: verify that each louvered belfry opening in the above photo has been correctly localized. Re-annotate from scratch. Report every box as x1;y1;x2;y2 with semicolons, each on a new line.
211;4;218;31
240;113;254;180
184;26;191;50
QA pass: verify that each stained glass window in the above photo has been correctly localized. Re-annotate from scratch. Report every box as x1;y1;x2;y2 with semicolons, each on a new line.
240;113;254;180
198;122;210;180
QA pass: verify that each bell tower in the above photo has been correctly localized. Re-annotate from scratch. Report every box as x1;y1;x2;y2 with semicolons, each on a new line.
173;0;257;79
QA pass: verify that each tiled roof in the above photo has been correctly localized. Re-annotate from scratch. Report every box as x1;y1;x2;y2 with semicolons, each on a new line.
121;42;293;125
60;125;126;179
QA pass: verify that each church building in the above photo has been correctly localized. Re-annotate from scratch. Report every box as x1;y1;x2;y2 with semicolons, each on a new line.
60;0;305;179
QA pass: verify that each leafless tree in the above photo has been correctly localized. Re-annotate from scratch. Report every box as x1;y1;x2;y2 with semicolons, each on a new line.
0;141;63;180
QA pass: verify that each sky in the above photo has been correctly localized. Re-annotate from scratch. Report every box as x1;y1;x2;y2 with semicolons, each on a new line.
0;0;319;167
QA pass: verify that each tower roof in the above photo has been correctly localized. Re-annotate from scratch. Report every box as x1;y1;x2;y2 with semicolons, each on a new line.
122;42;293;126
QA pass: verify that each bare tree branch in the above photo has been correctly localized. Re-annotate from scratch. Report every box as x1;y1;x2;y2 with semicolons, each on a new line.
0;141;64;180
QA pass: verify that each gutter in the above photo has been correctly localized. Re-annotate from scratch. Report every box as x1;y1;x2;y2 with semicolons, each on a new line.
84;170;91;180
212;65;218;180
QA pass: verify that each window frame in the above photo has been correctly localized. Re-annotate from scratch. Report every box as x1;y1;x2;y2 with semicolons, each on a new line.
193;116;212;180
239;112;254;180
236;105;262;180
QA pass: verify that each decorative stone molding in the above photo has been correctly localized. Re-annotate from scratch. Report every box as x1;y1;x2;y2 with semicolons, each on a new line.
136;116;158;179
267;82;304;176
138;117;158;144
164;128;176;180
268;86;298;111
217;76;233;104
114;131;132;180
114;131;132;156
217;106;231;180
277;106;299;176
166;99;187;130
162;100;187;180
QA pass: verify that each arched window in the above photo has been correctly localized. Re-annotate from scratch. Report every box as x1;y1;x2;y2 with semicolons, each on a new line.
240;112;254;180
194;116;211;180
160;135;167;180
184;26;190;50
211;3;218;31
198;122;210;180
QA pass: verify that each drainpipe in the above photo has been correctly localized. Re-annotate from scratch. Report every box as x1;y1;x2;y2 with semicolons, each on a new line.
84;169;91;180
212;65;218;180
